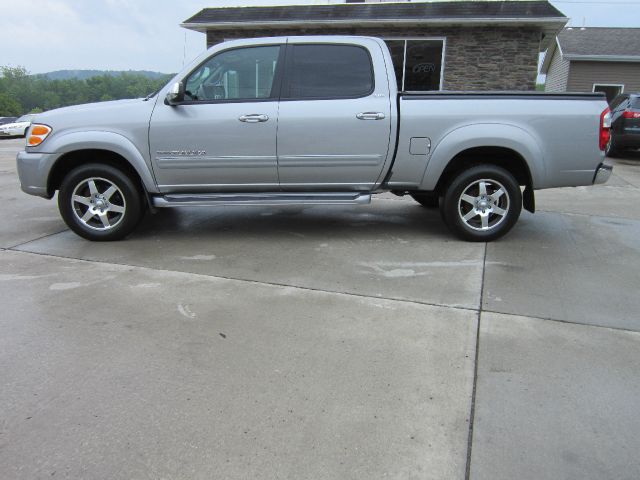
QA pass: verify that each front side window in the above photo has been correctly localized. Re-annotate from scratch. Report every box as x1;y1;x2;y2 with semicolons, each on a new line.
284;44;374;99
184;45;281;102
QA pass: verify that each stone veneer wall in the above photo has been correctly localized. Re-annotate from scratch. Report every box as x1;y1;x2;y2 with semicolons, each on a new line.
205;26;542;91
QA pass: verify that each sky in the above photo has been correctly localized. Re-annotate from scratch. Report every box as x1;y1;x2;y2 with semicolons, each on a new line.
1;0;639;75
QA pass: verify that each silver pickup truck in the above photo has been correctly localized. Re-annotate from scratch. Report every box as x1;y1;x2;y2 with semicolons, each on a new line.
17;36;612;242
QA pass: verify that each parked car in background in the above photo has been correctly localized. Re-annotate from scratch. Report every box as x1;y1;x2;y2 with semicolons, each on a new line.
607;93;640;157
0;114;36;138
0;117;18;126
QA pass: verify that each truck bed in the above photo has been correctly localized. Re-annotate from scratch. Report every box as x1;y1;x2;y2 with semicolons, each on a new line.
386;91;608;192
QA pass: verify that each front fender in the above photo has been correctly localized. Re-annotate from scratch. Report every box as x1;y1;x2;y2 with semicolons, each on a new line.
418;123;545;191
43;130;159;193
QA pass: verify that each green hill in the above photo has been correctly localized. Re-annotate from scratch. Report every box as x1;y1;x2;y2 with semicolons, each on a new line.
0;65;173;116
36;70;169;81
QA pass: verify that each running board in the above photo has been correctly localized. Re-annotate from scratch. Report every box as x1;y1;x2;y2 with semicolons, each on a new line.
152;192;372;208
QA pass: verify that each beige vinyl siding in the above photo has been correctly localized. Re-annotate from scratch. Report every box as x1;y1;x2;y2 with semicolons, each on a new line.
567;61;640;92
544;49;570;92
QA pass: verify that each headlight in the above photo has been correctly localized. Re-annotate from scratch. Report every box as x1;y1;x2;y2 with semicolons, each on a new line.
26;124;52;147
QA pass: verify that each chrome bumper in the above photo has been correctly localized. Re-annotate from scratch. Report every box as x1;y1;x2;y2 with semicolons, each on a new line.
593;163;612;185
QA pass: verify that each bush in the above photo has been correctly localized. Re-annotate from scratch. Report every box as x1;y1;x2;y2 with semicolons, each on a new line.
0;92;21;116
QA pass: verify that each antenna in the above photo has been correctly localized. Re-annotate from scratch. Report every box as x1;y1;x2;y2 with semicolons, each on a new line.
183;31;187;67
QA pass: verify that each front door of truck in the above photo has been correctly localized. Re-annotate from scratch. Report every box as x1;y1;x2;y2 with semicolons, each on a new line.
149;44;284;192
276;42;392;191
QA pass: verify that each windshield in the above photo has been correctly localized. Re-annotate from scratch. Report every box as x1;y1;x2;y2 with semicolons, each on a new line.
16;114;34;123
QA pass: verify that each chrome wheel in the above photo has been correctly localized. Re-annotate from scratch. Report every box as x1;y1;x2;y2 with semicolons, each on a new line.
457;179;510;231
71;177;126;231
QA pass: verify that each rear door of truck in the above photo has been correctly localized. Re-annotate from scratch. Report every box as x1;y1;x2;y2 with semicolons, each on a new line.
276;38;393;191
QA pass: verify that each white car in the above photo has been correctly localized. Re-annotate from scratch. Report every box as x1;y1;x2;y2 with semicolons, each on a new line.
0;114;35;137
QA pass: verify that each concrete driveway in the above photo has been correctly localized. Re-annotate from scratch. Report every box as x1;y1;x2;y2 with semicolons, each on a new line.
1;137;639;479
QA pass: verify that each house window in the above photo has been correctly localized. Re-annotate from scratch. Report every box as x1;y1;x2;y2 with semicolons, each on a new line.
384;39;445;91
593;84;624;104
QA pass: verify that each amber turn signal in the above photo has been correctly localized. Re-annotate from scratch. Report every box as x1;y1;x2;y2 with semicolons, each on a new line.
31;125;50;136
26;124;52;147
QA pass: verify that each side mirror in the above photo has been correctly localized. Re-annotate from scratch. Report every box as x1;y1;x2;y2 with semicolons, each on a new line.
165;82;185;106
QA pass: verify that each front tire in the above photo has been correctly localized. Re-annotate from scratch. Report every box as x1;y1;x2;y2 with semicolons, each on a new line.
440;165;522;242
58;163;144;241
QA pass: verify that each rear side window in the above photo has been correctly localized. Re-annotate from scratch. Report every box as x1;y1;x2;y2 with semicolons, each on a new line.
284;44;374;99
631;96;640;109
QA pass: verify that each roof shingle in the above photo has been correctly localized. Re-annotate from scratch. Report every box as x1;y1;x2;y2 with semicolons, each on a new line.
557;27;640;58
183;1;565;26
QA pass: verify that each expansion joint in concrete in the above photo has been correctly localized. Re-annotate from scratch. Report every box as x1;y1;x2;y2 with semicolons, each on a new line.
465;242;487;480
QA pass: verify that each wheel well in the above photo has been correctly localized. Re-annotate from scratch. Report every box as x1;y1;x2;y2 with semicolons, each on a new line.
48;149;144;196
432;146;535;212
435;147;531;192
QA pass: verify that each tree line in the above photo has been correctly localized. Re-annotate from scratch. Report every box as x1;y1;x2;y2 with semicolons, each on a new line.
0;66;172;117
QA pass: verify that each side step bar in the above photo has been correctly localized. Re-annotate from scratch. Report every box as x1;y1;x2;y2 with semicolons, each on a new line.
152;192;372;208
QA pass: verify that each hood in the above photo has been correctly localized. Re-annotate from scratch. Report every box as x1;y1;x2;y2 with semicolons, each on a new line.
34;97;157;134
38;98;147;120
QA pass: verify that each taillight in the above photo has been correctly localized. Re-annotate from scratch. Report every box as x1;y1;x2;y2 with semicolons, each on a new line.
599;107;611;151
622;110;640;119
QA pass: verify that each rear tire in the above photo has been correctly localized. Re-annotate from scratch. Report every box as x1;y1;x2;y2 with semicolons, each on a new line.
58;163;144;241
440;165;522;242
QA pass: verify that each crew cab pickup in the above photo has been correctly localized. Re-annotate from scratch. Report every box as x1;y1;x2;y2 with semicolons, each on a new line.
17;36;613;242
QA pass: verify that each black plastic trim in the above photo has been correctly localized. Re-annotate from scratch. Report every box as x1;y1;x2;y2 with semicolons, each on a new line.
380;94;402;187
523;185;535;213
401;92;606;101
176;98;280;106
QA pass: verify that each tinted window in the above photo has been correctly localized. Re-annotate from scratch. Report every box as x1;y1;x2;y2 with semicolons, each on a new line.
610;94;628;110
404;41;443;91
631;96;640;109
184;46;281;102
285;44;374;99
593;85;623;105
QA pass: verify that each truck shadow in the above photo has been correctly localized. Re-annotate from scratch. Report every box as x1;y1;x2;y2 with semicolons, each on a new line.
609;150;640;162
132;201;454;241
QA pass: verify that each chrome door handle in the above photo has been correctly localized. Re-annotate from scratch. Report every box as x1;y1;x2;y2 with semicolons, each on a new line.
356;112;386;120
239;114;269;123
